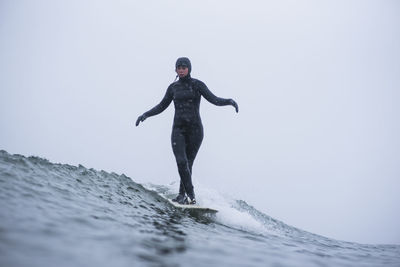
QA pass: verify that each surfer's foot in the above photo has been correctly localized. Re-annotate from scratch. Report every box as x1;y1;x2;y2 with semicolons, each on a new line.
184;196;196;205
172;194;186;204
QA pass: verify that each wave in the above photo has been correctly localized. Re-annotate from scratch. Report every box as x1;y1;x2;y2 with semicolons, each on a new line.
1;150;399;267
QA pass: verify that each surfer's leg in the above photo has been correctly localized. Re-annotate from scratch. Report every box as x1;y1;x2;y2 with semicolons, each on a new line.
180;124;203;203
186;124;204;174
171;127;194;199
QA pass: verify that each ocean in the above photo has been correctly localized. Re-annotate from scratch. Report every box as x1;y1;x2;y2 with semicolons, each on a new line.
0;150;399;267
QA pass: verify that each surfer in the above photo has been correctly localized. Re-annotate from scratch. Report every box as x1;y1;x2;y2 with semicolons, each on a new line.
136;57;238;205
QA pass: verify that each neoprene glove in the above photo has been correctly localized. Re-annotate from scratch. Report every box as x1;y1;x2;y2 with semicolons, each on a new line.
230;99;239;113
135;114;147;126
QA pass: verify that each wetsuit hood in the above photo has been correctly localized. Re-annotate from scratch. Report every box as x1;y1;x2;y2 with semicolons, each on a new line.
179;74;191;82
176;57;192;74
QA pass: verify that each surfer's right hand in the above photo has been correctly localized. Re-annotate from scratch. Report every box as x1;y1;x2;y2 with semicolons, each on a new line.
135;114;147;126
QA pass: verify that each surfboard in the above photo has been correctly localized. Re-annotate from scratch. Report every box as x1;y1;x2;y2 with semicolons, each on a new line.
167;199;218;214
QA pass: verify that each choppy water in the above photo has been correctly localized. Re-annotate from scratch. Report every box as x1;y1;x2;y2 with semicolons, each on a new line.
0;150;399;267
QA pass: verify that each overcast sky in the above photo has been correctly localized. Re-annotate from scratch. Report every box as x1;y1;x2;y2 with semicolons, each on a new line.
1;0;399;244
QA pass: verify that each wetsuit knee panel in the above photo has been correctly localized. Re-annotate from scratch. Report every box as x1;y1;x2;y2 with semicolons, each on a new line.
175;158;188;168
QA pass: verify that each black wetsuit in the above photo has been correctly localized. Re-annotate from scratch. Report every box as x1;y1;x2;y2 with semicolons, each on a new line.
142;75;233;198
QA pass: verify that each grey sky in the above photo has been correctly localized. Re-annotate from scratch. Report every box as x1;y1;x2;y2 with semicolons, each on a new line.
1;0;399;244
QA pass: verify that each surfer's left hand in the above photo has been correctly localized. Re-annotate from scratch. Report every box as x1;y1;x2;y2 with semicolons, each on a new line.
230;99;239;113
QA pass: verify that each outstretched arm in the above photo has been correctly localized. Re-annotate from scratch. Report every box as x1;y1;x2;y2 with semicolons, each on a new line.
198;81;239;113
136;86;173;126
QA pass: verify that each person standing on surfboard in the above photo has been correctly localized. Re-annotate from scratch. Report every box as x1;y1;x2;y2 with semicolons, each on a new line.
136;57;238;205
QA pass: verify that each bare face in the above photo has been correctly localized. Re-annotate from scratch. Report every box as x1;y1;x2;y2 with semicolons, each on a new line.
176;66;189;78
